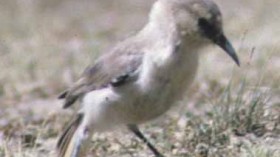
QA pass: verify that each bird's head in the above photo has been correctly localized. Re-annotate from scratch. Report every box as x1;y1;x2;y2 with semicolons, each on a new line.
150;0;240;65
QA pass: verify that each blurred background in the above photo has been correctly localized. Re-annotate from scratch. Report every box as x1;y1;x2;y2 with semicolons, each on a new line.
0;0;279;156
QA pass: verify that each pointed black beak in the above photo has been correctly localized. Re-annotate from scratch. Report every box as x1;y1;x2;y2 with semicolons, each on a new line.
198;18;240;66
214;34;240;66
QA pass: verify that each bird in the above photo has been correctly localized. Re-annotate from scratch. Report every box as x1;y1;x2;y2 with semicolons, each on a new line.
56;0;240;157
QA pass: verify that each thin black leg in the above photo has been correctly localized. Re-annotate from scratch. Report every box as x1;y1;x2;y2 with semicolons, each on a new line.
128;124;164;157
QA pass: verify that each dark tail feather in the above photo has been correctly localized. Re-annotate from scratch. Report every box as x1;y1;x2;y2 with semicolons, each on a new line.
58;91;68;99
57;114;84;157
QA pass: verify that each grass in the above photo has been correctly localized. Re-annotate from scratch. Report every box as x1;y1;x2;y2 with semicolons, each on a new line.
0;0;279;157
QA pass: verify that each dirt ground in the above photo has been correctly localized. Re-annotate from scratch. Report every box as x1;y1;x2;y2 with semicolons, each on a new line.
0;0;279;157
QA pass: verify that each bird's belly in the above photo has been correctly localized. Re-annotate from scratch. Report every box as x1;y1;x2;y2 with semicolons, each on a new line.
124;59;198;123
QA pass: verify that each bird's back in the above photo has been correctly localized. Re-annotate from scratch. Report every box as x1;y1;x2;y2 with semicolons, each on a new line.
59;37;144;108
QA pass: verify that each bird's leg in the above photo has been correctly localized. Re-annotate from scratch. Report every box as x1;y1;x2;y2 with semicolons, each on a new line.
127;124;164;157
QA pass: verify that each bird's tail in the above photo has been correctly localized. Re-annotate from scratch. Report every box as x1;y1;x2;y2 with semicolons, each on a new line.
57;114;90;157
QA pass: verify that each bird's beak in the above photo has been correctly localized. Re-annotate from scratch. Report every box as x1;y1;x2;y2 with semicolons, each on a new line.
214;34;240;66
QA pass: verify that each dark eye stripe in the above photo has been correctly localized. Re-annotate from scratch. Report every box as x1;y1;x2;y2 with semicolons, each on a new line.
198;18;220;41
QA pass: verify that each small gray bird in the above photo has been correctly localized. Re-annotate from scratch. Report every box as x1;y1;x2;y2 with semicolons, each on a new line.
57;0;240;156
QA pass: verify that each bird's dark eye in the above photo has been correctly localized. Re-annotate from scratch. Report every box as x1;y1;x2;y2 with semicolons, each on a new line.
198;18;220;41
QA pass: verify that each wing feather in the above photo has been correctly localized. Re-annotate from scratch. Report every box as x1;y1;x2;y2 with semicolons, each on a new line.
59;41;144;108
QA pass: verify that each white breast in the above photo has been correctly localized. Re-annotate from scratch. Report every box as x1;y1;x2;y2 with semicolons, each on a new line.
129;43;199;123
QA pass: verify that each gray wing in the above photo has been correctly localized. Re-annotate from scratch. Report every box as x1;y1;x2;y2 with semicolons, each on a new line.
59;43;144;108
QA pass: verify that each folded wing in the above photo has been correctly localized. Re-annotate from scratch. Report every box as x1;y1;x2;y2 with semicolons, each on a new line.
59;41;144;108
